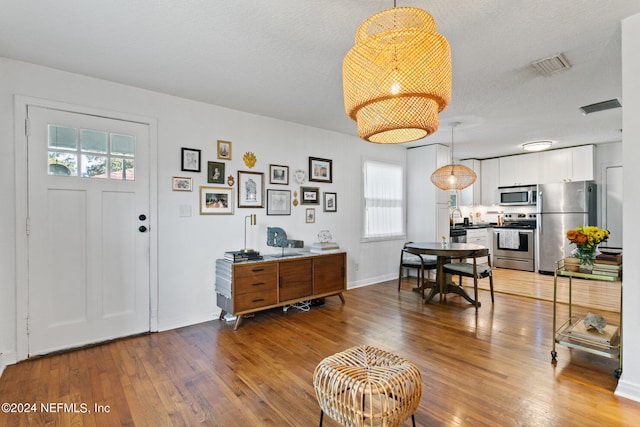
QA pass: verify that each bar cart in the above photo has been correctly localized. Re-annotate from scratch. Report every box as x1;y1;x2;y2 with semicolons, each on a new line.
550;259;622;378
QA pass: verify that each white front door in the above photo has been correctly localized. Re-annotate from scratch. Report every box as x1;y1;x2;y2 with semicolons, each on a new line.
26;106;150;356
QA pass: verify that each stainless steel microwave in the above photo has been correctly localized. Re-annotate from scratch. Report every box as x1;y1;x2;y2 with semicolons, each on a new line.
498;185;537;206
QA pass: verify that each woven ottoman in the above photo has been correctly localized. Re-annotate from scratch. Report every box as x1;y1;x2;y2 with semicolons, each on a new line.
313;345;421;427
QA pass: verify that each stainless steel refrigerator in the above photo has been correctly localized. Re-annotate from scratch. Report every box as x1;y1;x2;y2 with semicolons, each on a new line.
537;181;597;273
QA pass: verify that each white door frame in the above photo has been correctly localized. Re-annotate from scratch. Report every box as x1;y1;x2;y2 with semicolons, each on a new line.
14;95;159;361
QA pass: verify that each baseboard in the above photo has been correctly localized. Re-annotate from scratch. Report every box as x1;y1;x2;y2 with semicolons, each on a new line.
347;273;398;290
157;312;219;332
0;351;17;378
615;378;640;403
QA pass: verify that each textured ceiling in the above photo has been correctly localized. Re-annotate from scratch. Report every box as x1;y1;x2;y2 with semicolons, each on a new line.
1;0;639;159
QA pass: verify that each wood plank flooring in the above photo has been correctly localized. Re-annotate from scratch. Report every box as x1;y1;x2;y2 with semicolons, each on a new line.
1;272;636;426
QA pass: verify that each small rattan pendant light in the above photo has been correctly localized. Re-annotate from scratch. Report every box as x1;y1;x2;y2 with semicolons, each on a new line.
343;4;451;144
430;123;477;191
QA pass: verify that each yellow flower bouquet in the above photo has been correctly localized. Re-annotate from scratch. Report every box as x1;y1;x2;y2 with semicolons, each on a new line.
566;226;609;267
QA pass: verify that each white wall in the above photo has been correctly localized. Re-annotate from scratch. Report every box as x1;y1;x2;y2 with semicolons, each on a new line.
616;12;640;402
0;58;406;367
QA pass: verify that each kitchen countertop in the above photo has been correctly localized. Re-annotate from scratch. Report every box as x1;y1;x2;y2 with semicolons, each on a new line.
451;223;497;230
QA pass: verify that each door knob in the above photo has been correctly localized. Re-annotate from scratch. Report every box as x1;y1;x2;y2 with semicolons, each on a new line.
139;226;147;232
139;214;147;221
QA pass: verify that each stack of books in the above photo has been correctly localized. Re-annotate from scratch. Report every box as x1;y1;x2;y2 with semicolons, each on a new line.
224;250;263;262
592;251;622;278
310;242;340;254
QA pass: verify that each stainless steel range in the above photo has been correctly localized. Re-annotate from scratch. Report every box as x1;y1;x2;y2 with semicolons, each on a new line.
493;213;536;272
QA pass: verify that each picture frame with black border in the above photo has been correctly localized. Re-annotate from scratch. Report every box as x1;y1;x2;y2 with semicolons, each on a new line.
207;161;225;184
266;189;291;215
323;192;337;212
181;147;201;172
300;186;320;205
200;186;234;215
269;164;289;185
237;171;264;208
309;157;332;183
172;176;193;192
306;208;316;223
217;140;232;160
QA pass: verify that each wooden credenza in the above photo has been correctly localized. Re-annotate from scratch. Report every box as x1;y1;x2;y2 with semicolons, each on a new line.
215;252;346;329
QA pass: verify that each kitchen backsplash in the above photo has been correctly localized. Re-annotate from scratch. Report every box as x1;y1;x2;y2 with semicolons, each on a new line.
453;204;537;226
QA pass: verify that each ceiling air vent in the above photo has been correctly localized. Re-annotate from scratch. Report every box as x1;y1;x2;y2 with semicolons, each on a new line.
531;53;571;76
579;98;622;115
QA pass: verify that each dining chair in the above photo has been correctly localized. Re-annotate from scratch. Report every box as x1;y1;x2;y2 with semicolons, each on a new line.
443;248;494;310
398;242;437;297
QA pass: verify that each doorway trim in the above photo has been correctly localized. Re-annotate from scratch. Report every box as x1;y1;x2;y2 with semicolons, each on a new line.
14;95;159;362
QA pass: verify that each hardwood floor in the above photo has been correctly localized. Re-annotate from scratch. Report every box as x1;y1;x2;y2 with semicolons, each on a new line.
1;273;636;426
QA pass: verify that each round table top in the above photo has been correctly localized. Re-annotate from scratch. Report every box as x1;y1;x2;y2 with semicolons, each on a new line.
404;242;487;257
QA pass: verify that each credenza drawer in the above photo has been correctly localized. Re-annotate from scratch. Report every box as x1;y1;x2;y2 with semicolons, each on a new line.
233;263;277;279
234;289;277;312
234;274;277;295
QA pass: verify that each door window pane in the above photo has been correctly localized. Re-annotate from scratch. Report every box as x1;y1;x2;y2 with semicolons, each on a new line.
111;134;135;156
81;155;108;178
81;129;108;153
110;158;135;181
48;152;77;176
48;125;77;150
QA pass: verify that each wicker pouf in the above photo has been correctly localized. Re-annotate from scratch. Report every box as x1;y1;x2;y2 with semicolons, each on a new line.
313;345;422;427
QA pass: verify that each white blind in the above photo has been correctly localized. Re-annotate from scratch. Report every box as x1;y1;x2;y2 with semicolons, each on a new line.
363;160;404;240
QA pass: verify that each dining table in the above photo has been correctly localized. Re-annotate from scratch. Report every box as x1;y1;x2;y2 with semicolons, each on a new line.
403;242;487;307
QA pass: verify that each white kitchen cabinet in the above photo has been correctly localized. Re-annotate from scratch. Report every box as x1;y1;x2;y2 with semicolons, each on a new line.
459;159;482;206
481;158;500;205
499;153;539;187
570;145;595;181
407;144;450;243
466;228;488;246
538;145;594;184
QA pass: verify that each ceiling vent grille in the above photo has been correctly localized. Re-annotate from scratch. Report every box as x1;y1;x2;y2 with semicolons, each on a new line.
579;98;622;115
531;53;571;76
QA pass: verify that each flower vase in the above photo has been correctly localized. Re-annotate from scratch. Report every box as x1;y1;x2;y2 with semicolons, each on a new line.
572;245;597;273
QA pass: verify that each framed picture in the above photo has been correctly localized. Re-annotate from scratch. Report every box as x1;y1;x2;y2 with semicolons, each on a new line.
269;164;289;185
207;161;225;184
323;192;337;212
217;140;232;160
300;186;320;205
266;189;291;215
200;186;234;215
309;157;332;183
181;148;201;172
172;176;193;191
306;208;316;223
238;171;264;208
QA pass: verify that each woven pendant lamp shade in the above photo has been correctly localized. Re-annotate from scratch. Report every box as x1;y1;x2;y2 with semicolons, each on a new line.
430;163;477;191
343;7;451;144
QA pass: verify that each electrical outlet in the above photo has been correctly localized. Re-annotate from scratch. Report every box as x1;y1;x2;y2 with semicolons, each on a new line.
354;263;359;271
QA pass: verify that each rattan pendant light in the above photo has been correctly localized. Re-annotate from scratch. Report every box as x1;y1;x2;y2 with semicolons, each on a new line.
430;123;477;190
343;5;451;144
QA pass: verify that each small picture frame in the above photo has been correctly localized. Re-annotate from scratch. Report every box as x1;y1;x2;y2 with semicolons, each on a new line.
217;140;232;160
306;208;316;224
267;189;292;215
309;157;332;183
300;186;320;205
207;161;225;184
181;148;201;172
172;176;193;192
200;186;234;215
238;171;264;208
269;164;289;185
323;192;337;212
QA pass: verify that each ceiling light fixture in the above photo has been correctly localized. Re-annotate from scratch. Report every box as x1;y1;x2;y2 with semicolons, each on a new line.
342;3;451;144
522;140;553;152
430;123;476;191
